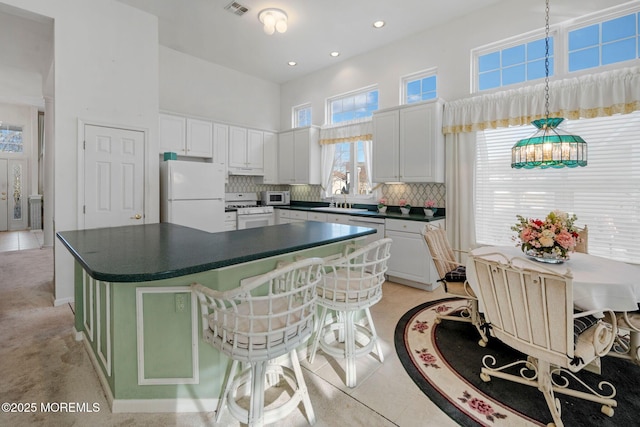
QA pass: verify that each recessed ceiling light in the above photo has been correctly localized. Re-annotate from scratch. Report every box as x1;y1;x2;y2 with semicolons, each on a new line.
373;20;385;28
330;51;340;57
288;61;297;66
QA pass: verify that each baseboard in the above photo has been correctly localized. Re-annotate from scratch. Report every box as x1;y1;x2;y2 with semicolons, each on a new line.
387;276;440;292
53;296;74;306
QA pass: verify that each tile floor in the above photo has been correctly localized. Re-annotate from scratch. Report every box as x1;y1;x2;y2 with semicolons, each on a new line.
296;281;460;427
0;229;43;252
0;230;462;426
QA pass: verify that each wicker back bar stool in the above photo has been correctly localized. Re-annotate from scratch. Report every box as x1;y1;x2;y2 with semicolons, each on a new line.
192;257;324;427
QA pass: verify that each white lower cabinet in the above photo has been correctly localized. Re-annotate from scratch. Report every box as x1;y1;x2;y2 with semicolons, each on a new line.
323;213;350;224
385;218;444;291
277;209;308;224
224;211;237;231
307;212;328;222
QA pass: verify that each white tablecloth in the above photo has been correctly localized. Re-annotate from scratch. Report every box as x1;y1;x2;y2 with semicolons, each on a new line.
467;246;640;313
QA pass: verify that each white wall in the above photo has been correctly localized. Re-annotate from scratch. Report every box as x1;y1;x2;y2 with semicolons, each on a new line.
160;47;280;131
0;66;43;107
279;0;629;129
2;0;160;305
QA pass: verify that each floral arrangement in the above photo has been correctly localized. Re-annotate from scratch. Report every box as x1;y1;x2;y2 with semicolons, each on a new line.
511;210;580;260
423;200;437;216
378;198;387;209
399;199;411;208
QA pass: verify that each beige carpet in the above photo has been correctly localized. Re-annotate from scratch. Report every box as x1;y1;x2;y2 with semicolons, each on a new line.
0;248;399;427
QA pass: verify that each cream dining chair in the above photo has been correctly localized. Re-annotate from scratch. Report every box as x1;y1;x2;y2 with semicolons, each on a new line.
191;257;324;427
574;225;589;254
472;252;618;427
571;225;640;363
422;225;487;346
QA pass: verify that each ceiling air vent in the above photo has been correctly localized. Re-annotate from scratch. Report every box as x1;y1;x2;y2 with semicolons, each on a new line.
224;1;249;16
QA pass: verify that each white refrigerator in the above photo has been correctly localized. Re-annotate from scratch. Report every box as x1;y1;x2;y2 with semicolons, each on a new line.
160;160;226;233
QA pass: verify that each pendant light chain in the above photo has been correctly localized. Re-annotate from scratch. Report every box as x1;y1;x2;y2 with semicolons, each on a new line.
511;0;587;169
544;0;550;121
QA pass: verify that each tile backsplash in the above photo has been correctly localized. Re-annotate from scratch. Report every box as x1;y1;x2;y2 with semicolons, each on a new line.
226;176;446;207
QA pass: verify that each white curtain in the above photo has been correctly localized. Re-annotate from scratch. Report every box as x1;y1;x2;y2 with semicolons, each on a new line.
319;118;373;198
363;139;373;191
319;118;373;144
442;66;640;249
320;144;336;198
445;132;477;255
443;66;640;134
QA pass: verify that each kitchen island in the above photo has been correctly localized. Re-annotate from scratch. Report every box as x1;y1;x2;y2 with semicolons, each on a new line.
57;222;375;413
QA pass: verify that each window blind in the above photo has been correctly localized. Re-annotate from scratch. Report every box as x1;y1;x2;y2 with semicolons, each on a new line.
476;111;640;264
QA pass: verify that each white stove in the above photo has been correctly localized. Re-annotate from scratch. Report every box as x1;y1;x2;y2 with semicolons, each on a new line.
225;193;275;229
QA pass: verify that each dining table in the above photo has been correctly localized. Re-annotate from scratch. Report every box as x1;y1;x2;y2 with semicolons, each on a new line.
466;245;640;363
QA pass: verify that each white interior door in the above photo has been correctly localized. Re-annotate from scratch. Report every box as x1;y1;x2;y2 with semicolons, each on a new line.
0;159;7;231
84;125;144;229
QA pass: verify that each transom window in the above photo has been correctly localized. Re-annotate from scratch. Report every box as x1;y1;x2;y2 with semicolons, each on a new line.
329;88;378;123
568;11;640;72
293;104;312;128
0;124;24;153
476;36;553;92
401;69;437;104
473;3;640;92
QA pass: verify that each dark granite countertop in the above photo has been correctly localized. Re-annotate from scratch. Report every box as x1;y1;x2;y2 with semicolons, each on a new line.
57;222;375;283
277;203;445;223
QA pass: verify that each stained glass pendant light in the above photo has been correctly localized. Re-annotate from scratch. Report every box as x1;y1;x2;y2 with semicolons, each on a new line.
511;0;587;169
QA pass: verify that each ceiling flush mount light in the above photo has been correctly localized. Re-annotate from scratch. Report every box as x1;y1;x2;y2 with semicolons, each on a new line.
258;8;288;35
373;20;385;28
287;61;297;66
330;51;340;57
511;0;587;169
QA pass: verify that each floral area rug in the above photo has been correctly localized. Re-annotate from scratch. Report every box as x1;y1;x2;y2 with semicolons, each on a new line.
394;298;640;427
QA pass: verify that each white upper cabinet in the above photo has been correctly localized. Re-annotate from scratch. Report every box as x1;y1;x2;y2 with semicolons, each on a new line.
277;126;320;185
262;131;278;184
213;123;229;182
159;114;213;158
186;118;214;157
372;109;399;182
372;99;444;183
228;126;264;175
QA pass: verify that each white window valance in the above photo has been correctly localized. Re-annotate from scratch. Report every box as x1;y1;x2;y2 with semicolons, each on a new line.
319;118;373;145
443;66;640;134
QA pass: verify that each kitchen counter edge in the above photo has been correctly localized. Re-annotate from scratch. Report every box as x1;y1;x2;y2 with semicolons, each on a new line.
276;204;445;222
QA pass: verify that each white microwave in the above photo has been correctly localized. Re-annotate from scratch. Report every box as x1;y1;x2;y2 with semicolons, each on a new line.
261;191;290;206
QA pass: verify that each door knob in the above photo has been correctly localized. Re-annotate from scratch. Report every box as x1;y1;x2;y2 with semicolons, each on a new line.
131;214;142;220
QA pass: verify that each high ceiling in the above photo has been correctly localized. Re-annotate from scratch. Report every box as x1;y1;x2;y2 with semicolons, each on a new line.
115;0;503;84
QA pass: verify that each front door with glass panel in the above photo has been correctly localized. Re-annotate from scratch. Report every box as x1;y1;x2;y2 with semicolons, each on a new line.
0;158;28;231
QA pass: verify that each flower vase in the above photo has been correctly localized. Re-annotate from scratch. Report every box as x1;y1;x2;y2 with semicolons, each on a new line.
423;208;436;217
378;206;387;213
525;249;567;264
400;207;410;215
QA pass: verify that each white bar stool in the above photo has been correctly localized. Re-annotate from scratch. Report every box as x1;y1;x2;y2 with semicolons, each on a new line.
308;238;392;388
192;257;324;427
